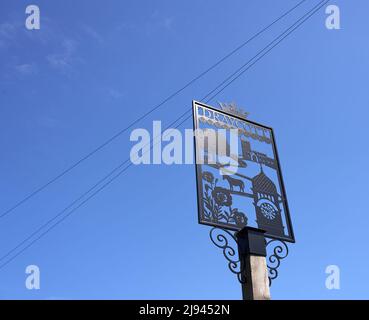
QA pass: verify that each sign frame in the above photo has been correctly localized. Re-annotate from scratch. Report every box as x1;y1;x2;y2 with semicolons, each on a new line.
193;100;295;243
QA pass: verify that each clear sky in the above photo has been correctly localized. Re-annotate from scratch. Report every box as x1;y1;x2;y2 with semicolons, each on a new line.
0;0;368;299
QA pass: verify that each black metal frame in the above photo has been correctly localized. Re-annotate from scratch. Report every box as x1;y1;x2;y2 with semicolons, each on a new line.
193;100;295;243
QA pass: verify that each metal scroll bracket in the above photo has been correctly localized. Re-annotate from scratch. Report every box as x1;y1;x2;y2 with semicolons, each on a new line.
209;227;247;284
209;227;289;288
265;238;289;286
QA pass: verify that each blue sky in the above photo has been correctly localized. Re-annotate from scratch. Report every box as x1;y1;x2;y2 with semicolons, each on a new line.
0;0;368;299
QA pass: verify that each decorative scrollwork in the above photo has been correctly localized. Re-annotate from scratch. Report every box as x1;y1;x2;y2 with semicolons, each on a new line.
218;102;249;119
266;239;289;286
209;228;290;287
209;227;246;284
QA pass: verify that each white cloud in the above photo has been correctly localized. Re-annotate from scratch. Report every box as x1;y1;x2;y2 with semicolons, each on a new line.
0;22;17;39
82;24;104;44
0;17;83;78
0;22;17;47
149;11;175;32
108;88;124;99
15;63;38;75
115;12;175;36
46;39;78;73
163;17;174;30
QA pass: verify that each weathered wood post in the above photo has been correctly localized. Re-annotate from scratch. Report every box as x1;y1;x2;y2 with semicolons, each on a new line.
236;227;270;300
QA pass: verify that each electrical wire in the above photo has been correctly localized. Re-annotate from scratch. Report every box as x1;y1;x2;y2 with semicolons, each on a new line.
0;0;329;270
0;0;307;218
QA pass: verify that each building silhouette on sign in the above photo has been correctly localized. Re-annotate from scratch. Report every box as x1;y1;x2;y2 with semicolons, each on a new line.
241;139;276;169
251;167;285;237
201;129;246;167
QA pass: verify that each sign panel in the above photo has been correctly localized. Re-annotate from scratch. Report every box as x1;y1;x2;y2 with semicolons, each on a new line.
193;101;295;243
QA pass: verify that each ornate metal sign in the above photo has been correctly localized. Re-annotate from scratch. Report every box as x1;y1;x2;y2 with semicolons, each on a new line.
193;101;295;243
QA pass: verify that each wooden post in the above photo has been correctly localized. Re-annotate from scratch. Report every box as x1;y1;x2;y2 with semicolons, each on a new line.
236;227;270;300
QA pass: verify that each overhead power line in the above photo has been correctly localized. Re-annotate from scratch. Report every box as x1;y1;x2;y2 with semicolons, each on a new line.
0;0;307;219
203;0;330;102
0;110;192;269
0;0;329;270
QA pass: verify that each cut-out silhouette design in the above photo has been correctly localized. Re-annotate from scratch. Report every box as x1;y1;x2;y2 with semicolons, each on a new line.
222;175;245;193
193;101;295;243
